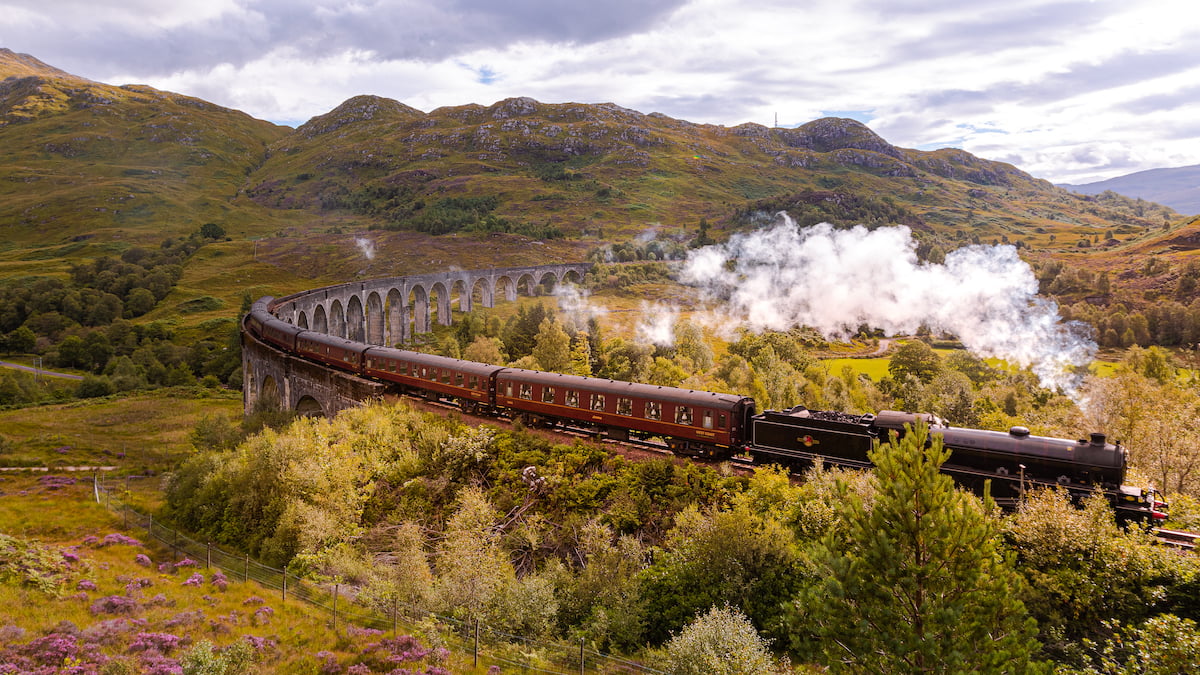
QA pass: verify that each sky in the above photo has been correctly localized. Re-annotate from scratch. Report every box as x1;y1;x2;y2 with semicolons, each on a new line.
3;0;1199;185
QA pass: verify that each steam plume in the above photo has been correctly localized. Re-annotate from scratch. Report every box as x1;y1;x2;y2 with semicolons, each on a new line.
355;237;376;260
636;301;679;347
554;283;607;333
681;216;1096;394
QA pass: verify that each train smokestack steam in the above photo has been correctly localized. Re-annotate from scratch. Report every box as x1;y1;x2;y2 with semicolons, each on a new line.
679;215;1097;397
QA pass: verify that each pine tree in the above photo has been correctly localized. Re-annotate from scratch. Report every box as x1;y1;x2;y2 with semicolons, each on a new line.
792;422;1045;673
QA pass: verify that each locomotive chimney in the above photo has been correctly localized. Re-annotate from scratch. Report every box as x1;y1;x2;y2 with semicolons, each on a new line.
1090;432;1106;446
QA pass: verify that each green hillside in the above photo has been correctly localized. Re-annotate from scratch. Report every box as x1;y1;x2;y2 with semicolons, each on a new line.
2;46;1199;312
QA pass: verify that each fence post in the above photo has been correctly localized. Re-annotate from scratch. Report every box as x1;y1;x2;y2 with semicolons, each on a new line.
282;567;287;603
393;596;398;637
148;514;152;539
474;618;480;668
580;638;585;675
244;554;249;583
206;542;211;570
332;584;339;636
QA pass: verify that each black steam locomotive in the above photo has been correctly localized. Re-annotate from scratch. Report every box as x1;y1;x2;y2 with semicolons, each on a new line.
245;297;1167;522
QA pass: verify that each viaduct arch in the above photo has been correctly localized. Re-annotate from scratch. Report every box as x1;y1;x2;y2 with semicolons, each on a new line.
242;263;592;417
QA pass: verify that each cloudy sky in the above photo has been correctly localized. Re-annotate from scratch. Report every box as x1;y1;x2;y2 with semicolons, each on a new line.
3;0;1199;184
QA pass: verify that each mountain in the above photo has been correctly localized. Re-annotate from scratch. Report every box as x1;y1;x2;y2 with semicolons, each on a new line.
247;94;1179;253
1062;165;1200;216
2;48;1199;306
0;48;288;248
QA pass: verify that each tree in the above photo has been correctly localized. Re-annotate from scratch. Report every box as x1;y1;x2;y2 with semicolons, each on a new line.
888;340;941;384
658;605;778;675
199;222;226;240
790;422;1043;673
462;335;505;364
531;317;570;372
4;326;35;354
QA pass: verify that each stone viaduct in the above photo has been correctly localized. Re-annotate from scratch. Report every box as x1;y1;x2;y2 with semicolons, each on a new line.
242;263;592;417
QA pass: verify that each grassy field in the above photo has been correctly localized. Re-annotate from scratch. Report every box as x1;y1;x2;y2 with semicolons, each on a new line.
0;388;242;470
0;473;508;674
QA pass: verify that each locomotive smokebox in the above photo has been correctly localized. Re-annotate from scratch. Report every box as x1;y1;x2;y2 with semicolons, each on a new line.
1090;432;1107;446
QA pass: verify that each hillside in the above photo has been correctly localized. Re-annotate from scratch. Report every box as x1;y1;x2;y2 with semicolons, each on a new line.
249;95;1182;251
2;48;1199;310
0;48;288;252
1062;164;1200;216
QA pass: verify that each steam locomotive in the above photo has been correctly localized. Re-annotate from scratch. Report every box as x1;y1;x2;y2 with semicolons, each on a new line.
245;297;1167;522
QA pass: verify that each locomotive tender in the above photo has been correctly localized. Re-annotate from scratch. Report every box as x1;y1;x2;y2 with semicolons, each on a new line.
246;297;1166;522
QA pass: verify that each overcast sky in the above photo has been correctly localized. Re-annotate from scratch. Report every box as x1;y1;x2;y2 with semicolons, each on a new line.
3;0;1198;184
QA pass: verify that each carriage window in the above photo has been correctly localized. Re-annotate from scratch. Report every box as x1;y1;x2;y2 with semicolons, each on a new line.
542;386;556;403
469;375;478;389
591;393;606;411
718;414;727;429
420;367;428;379
676;406;693;426
441;370;451;384
646;401;661;420
566;390;579;407
702;411;714;429
399;362;408;375
519;383;533;400
506;382;514;397
617;397;633;416
455;372;464;386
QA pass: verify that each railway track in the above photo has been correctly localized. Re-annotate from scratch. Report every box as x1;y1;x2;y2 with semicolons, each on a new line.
1153;528;1199;550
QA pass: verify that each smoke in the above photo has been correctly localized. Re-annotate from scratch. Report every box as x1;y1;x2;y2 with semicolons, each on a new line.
681;216;1096;395
355;237;376;260
634;224;660;244
636;301;679;347
554;283;607;333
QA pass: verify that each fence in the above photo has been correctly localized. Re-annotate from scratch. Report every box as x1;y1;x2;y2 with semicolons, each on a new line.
94;476;663;675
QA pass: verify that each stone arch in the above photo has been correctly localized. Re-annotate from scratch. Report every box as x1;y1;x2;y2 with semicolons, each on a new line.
297;311;309;329
386;288;407;345
408;285;430;335
259;375;281;412
517;273;537;296
451;279;470;313
430;281;451;326
471;277;494;309
329;299;347;338
562;269;584;285
296;395;324;417
496;275;518;302
537;270;558;295
366;291;385;345
346;295;365;343
312;305;329;334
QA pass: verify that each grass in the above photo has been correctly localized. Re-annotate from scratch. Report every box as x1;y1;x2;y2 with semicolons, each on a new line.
0;388;243;470
0;474;496;673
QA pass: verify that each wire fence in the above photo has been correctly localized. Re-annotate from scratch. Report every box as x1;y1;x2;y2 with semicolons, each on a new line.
94;475;663;675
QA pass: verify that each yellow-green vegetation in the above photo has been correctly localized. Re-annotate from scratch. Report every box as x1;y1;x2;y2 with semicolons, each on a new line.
0;389;241;468
0;474;497;674
157;398;1200;672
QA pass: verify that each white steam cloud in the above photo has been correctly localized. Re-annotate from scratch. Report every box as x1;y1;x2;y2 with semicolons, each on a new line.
681;217;1096;394
554;283;607;333
355;237;376;260
636;301;679;347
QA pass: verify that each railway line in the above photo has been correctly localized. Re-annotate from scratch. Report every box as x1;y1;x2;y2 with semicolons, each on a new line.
246;294;1169;524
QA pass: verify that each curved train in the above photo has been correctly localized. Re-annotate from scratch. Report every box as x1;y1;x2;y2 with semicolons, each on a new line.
246;297;1168;522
